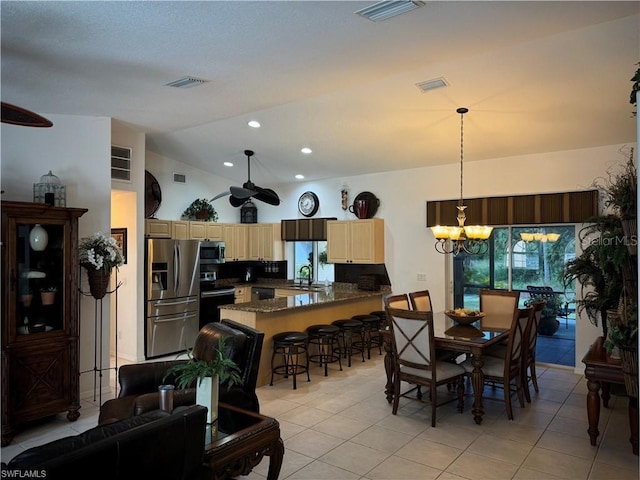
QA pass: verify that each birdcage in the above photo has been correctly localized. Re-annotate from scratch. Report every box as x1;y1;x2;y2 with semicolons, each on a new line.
33;170;66;207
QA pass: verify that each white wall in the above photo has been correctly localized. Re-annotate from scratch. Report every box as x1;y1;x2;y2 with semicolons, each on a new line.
1;114;112;397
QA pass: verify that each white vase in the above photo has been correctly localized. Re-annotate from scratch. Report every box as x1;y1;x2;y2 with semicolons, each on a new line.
29;224;48;251
195;375;219;424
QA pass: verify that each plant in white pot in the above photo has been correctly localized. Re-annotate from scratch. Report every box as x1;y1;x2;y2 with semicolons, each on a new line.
164;338;241;424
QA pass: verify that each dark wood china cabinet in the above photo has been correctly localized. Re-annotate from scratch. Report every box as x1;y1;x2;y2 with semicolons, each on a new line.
1;201;87;446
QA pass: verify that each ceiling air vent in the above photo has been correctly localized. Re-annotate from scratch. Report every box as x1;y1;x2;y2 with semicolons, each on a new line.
173;172;186;184
355;1;425;22
111;145;131;182
416;77;449;93
165;76;209;89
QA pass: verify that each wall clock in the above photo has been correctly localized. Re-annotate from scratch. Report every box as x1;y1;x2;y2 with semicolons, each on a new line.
298;191;319;217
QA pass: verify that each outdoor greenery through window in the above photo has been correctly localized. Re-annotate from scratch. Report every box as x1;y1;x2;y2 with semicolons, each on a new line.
454;225;576;310
293;241;334;284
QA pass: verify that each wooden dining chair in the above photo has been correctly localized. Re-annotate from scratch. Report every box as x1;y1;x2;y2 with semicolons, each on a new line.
409;290;432;311
479;289;520;330
461;306;532;420
385;306;465;427
522;300;545;402
384;293;411;310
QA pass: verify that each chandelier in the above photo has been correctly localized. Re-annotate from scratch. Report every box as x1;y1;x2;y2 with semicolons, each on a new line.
520;232;560;243
431;107;493;255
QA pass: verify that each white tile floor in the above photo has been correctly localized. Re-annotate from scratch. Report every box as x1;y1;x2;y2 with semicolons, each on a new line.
2;354;638;480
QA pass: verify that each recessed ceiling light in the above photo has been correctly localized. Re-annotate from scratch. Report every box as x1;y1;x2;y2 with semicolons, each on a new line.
301;147;312;154
295;174;305;180
224;162;233;167
248;120;261;128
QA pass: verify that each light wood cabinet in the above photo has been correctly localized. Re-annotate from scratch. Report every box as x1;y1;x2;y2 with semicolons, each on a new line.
145;219;172;238
222;224;248;261
1;201;87;446
327;219;384;264
234;286;251;303
189;221;223;241
171;221;190;240
248;224;283;261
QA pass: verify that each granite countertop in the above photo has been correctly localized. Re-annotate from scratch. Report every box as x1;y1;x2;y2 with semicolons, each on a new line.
219;288;385;313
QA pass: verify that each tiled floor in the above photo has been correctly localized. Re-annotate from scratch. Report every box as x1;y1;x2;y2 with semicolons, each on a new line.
2;352;638;480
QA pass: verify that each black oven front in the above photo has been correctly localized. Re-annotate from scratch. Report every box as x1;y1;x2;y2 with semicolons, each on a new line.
199;274;235;328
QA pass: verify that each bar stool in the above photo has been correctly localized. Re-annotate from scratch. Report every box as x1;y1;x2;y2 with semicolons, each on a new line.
306;324;342;377
270;331;310;389
370;310;387;328
352;314;382;359
332;319;365;366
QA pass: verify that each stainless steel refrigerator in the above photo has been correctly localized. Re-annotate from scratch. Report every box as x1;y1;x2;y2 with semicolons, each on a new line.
145;238;200;359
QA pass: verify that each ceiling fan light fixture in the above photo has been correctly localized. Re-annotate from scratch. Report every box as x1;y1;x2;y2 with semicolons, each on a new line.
228;150;280;207
355;1;426;22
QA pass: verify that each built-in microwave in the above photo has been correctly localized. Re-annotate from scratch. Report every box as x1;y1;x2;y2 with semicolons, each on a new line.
199;241;225;264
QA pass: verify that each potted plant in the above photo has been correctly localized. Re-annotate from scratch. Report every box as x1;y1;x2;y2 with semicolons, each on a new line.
181;198;218;222
40;286;57;306
79;232;125;299
163;338;241;424
525;292;563;336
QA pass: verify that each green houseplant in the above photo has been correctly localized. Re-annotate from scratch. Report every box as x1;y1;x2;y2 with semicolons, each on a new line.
181;198;218;222
163;338;241;424
525;293;563;336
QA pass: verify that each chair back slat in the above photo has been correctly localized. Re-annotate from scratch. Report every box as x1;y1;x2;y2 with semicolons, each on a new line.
480;289;520;330
504;307;532;378
409;290;432;312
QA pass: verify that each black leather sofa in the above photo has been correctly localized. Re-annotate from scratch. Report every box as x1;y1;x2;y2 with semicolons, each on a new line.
99;319;264;425
2;405;210;480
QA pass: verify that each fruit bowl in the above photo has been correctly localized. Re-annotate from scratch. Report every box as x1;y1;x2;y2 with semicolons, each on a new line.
444;309;485;325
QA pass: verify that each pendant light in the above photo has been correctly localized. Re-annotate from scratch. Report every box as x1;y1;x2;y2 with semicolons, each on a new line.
431;108;493;255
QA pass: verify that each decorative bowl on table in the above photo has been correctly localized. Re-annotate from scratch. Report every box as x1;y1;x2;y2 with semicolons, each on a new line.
444;309;485;325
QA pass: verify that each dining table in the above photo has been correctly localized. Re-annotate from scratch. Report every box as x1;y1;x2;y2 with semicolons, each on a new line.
381;310;510;425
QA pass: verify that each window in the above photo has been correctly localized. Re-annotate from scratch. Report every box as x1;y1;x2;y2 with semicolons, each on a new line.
454;225;575;310
292;241;334;284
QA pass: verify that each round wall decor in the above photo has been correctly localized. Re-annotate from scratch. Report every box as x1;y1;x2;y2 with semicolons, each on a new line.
298;191;319;217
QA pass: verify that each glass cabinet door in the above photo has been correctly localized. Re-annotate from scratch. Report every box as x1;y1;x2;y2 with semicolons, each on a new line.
15;221;66;336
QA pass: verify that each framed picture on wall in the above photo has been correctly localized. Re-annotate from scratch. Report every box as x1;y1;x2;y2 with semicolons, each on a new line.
111;228;127;264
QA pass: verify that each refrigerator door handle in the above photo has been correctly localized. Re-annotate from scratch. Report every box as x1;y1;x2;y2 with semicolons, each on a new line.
151;298;198;308
151;312;198;324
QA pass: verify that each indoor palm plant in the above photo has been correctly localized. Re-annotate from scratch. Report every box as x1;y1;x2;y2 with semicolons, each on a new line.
164;338;241;424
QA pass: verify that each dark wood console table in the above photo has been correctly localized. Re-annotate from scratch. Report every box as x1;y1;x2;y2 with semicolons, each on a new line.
581;336;638;455
204;402;284;479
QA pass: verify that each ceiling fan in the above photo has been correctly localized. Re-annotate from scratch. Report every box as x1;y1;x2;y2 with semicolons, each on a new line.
227;150;280;207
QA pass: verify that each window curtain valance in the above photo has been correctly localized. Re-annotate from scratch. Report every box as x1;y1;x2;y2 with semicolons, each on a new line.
426;190;598;227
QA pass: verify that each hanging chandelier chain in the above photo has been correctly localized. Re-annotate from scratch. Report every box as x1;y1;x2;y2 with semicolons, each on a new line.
459;109;464;206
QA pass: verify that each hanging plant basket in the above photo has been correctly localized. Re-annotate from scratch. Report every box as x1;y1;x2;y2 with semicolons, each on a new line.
86;268;111;299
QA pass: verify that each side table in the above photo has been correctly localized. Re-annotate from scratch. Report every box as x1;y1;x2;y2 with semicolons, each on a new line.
204;402;284;479
582;336;638;455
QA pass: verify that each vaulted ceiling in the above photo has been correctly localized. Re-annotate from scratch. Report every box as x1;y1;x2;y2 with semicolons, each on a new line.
2;1;638;187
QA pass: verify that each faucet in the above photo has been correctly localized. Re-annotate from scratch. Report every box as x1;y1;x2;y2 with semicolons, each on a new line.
299;264;313;287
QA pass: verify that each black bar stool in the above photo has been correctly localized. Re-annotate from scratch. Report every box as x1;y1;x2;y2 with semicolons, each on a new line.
370;310;388;328
352;314;383;359
331;319;365;366
270;331;310;389
306;324;342;376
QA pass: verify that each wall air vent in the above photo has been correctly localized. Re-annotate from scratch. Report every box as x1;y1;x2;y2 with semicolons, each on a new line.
165;76;209;89
355;1;425;22
173;172;186;184
416;77;449;93
111;145;131;182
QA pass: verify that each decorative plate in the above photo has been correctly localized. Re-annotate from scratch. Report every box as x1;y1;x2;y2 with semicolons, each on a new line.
444;309;485;325
298;191;319;217
352;191;380;218
145;170;162;218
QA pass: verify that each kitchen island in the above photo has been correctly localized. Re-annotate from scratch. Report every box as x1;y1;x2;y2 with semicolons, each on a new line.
220;287;386;387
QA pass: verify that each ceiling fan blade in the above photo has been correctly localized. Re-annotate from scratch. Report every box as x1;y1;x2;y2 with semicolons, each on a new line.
229;195;246;207
210;190;231;202
253;186;281;206
230;185;256;199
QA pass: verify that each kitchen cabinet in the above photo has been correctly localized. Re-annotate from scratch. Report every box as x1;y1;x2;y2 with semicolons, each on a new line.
248;224;283;261
326;219;384;264
234;286;251;303
145;219;172;238
172;221;190;240
189;221;223;241
1;201;87;446
222;224;248;261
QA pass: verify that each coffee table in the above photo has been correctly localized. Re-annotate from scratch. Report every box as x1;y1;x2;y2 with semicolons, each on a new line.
204;402;284;480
